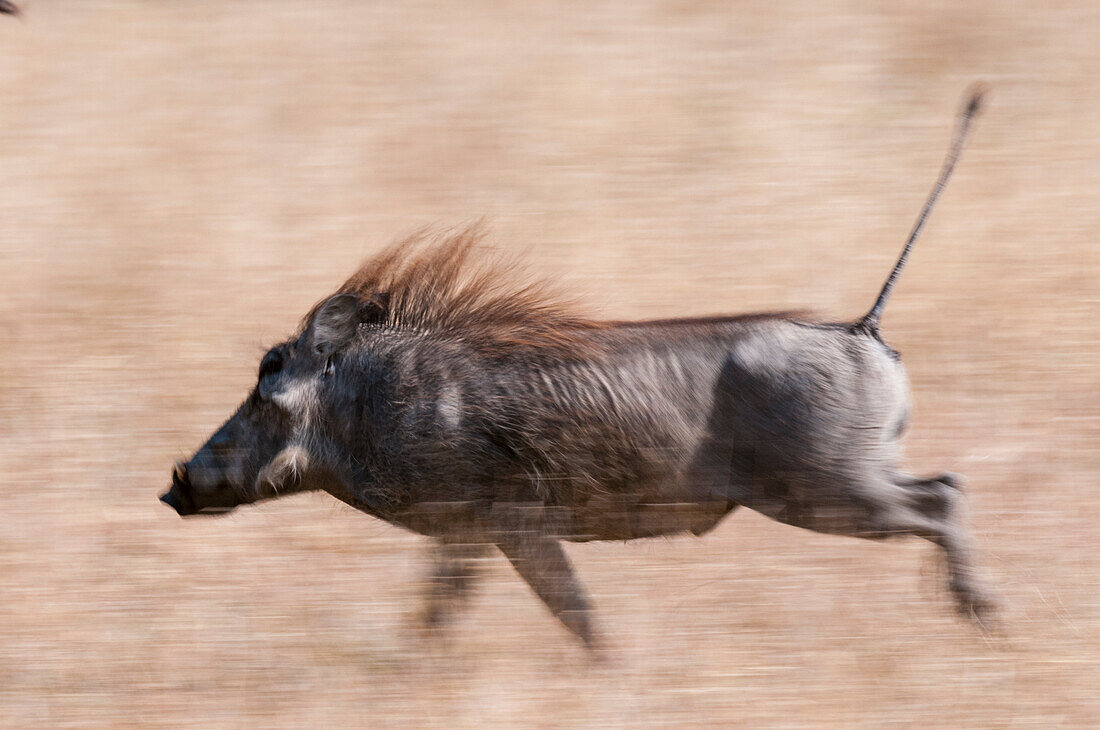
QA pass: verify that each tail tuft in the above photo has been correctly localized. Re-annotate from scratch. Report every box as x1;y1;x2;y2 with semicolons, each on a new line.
964;83;988;118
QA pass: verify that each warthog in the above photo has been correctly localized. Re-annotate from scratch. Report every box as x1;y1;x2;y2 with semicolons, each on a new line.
161;89;994;646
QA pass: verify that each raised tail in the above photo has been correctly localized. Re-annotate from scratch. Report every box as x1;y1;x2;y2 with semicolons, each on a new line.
856;85;987;334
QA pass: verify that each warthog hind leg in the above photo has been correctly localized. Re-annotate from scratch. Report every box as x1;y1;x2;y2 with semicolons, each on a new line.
865;472;997;622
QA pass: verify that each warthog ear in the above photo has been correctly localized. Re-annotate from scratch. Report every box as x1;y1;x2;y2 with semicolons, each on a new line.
363;291;389;322
310;292;389;357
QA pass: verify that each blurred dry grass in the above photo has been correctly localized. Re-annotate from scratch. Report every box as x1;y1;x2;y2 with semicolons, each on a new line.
1;0;1098;727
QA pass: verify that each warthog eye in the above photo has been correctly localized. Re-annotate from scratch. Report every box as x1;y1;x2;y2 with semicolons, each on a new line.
323;355;337;378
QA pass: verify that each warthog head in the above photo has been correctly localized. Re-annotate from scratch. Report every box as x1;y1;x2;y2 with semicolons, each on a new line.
161;228;593;520
160;292;386;517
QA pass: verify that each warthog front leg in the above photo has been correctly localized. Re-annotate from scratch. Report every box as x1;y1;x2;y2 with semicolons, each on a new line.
420;541;490;628
496;535;596;648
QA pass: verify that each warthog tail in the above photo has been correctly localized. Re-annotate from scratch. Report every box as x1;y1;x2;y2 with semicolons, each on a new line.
856;85;986;334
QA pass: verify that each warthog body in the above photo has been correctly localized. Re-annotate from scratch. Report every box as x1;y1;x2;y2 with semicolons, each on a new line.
162;91;994;646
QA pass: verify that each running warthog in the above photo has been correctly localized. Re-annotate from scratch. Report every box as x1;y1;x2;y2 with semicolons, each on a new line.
161;90;995;646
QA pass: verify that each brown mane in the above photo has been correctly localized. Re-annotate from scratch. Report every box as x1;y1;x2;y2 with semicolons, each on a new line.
305;225;601;353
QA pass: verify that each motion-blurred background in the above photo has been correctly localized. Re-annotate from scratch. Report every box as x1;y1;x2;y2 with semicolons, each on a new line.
1;1;1097;727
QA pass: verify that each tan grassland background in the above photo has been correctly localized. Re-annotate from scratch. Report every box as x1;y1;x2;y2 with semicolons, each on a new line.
1;1;1097;727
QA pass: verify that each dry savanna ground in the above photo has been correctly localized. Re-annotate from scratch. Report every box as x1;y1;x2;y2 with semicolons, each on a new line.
1;1;1098;727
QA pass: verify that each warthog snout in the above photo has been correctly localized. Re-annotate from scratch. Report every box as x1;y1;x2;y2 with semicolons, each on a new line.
161;365;304;517
160;461;239;517
160;423;258;518
159;463;199;517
